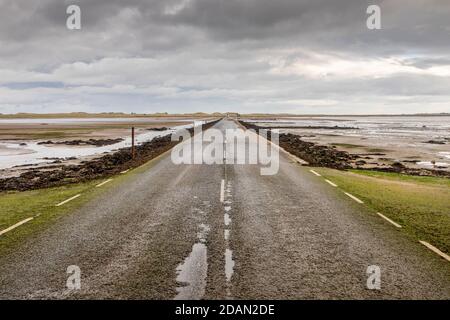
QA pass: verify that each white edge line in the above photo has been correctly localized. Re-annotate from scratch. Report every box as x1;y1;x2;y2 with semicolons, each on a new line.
120;169;129;174
309;169;321;177
419;241;450;262
220;179;225;203
0;217;34;236
376;212;402;228
325;179;338;187
56;194;81;207
344;192;364;204
96;178;113;188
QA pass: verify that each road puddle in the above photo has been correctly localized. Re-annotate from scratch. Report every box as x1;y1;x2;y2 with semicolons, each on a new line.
175;223;210;300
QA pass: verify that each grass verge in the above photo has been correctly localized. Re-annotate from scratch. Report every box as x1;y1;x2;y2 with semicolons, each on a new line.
314;168;450;255
0;148;171;256
0;180;107;256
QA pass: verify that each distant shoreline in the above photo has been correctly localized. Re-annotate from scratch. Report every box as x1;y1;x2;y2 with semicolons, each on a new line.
0;112;448;119
0;113;219;119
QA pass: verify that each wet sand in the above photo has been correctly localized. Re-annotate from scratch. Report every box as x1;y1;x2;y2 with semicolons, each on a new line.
0;119;195;141
286;130;450;171
0;117;212;178
241;115;450;172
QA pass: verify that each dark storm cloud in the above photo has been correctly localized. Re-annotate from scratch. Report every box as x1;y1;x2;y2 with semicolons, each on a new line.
2;0;449;54
0;0;449;114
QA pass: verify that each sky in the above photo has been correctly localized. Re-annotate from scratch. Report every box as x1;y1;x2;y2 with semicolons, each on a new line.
0;0;449;115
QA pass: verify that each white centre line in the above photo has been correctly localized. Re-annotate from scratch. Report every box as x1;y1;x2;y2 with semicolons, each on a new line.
96;179;113;188
419;241;450;262
325;179;338;187
344;192;364;204
56;194;81;207
0;217;34;236
309;169;321;177
376;212;402;228
220;179;225;203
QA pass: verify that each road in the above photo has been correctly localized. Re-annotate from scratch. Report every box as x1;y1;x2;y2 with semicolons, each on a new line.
0;119;449;299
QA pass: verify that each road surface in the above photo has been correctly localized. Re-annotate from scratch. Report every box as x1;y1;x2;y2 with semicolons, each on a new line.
0;119;449;299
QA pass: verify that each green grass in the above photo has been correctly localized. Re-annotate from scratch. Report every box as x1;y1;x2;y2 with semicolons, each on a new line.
0;180;109;255
314;168;450;254
348;169;450;187
0;149;170;256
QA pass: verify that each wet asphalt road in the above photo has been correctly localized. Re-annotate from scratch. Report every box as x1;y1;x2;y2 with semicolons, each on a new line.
0;119;449;299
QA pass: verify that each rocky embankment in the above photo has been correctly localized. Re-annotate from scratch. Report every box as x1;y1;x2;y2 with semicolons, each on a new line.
146;127;169;131
253;125;359;130
0;120;220;191
280;133;356;170
239;120;450;178
37;138;124;147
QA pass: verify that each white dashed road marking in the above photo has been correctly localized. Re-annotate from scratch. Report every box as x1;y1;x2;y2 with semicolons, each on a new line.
376;212;402;228
0;217;34;236
344;192;364;204
309;169;321;177
96;179;113;188
56;194;81;207
325;179;338;187
419;241;450;262
220;179;225;203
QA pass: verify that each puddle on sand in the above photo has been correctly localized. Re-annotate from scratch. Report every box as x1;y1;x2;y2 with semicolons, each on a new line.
225;248;235;282
175;224;210;300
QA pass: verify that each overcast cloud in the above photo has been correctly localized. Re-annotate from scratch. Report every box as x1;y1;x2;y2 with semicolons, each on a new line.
0;0;449;114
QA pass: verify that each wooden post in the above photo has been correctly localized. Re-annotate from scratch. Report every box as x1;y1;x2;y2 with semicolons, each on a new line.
131;127;135;159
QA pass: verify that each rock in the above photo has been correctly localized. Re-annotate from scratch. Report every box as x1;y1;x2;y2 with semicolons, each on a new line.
424;140;446;145
240;121;354;170
147;127;169;131
37;140;54;145
38;138;124;147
